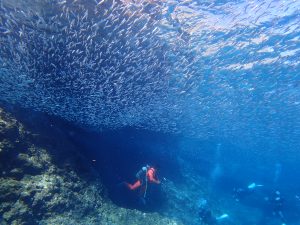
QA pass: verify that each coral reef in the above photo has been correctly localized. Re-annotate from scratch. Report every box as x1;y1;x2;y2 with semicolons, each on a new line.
0;108;182;225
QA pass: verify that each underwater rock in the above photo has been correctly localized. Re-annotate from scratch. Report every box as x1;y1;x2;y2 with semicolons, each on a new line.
0;178;21;202
8;168;24;180
0;107;182;225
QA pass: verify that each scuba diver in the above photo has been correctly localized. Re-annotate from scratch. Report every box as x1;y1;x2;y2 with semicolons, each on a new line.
124;165;160;204
265;190;286;224
199;207;217;225
197;198;229;225
233;182;264;202
125;165;160;190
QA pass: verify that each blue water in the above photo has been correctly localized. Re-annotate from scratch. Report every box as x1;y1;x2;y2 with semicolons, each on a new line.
1;0;300;224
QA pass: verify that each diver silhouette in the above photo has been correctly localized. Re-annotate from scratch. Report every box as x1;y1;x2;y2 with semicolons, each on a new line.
124;165;160;204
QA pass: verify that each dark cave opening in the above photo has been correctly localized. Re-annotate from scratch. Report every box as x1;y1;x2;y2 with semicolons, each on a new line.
68;127;184;212
1;103;185;212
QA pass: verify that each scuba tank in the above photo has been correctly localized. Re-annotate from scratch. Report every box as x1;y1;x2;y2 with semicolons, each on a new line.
136;166;150;199
136;166;150;183
136;167;146;181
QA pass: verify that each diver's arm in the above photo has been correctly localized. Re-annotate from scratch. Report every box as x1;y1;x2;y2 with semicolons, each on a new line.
148;170;161;184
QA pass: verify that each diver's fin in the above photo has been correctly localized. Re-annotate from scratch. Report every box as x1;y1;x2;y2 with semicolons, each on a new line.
216;214;229;220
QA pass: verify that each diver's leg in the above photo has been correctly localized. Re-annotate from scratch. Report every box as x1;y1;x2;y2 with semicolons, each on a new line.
126;180;142;190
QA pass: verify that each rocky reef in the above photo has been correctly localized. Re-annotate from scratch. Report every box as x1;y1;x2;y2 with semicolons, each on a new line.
160;159;231;225
0;107;182;225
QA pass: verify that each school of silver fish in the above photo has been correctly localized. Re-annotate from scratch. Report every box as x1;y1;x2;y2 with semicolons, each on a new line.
0;0;299;151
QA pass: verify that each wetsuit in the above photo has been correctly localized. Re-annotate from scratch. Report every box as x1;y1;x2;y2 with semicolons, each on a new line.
127;167;160;190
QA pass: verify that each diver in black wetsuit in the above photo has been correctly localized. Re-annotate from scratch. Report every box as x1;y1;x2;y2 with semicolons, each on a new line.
197;198;229;225
199;207;217;225
265;190;287;224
